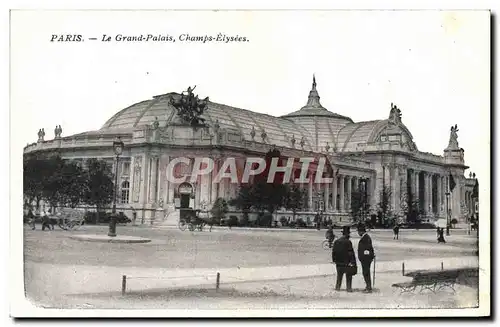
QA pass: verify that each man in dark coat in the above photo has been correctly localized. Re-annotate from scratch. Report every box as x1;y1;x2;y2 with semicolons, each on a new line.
332;226;357;292
357;224;375;293
393;224;400;240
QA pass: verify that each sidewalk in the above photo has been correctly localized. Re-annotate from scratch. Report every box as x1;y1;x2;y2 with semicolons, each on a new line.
25;255;479;304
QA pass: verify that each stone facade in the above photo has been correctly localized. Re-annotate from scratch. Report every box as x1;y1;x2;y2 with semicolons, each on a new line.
24;78;478;226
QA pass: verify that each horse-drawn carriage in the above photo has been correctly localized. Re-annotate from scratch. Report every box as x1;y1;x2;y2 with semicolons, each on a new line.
55;208;86;230
178;208;212;232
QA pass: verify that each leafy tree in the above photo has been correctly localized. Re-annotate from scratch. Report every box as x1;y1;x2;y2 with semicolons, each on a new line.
24;154;86;212
351;187;370;223
210;197;228;225
57;161;87;208
284;184;306;221
377;185;393;227
23;154;48;211
82;158;114;224
229;184;253;214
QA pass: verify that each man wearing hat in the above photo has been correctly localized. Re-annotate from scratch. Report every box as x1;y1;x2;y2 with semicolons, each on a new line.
332;225;357;292
357;223;375;293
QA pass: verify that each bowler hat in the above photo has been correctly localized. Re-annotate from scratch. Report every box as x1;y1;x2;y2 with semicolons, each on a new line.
342;226;351;235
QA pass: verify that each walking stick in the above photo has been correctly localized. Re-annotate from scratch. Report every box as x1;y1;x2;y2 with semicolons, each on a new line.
373;256;376;288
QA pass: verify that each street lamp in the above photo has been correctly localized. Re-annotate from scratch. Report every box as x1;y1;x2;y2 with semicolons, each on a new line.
108;136;124;237
445;192;451;236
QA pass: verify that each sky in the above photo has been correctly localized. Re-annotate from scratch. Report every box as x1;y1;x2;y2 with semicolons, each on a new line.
10;10;490;178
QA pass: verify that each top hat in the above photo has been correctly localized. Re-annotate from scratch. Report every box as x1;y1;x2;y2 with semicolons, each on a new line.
342;226;351;235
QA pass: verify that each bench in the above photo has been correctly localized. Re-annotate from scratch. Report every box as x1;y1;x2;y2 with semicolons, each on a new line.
392;268;478;294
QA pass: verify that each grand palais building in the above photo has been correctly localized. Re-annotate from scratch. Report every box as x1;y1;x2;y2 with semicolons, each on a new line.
23;78;478;226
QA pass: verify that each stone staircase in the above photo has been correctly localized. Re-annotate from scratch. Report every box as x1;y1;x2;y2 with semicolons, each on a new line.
156;204;179;227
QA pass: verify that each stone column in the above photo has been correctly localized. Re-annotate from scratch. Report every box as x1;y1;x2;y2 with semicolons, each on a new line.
414;170;420;203
365;178;371;208
211;157;219;202
346;175;352;211
139;154;150;205
424;172;429;215
324;180;330;211
339;175;345;212
388;166;395;212
430;173;435;215
436;175;442;216
393;167;401;214
148;156;158;203
128;156;138;204
308;174;313;210
331;174;337;212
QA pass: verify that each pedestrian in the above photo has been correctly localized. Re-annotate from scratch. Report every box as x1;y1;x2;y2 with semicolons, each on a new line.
437;227;446;243
393;224;400;240
27;209;35;230
325;225;335;248
41;209;51;231
357;224;375;293
332;226;357;292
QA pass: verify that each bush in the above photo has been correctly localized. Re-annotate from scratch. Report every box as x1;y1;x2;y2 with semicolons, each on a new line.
296;218;307;228
256;213;273;227
228;215;238;227
279;216;288;227
240;213;250;227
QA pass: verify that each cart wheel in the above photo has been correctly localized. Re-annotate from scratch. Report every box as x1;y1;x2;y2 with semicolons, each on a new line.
178;219;187;231
188;223;195;231
322;240;331;250
72;220;84;230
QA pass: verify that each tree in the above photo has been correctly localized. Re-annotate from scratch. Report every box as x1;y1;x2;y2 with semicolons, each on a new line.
351;187;370;223
377;186;393;227
23;154;87;213
210;198;228;225
23;154;48;211
284;184;306;221
230;148;289;227
229;184;253;214
57;161;87;208
82;158;114;224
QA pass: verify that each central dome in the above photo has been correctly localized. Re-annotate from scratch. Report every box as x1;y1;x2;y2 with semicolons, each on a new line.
93;77;356;153
281;75;353;121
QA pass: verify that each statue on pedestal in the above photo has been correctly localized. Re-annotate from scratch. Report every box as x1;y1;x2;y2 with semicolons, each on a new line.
37;128;45;142
388;103;402;124
448;124;459;149
250;126;256;141
300;136;305;149
54;125;62;139
170;86;210;126
152;117;159;130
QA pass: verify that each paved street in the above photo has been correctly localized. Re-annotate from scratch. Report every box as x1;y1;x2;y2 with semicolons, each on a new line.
23;225;479;311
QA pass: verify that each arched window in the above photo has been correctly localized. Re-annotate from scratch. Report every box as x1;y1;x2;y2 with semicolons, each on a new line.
120;181;130;204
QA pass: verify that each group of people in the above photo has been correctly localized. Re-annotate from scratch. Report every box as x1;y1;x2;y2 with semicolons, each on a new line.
326;224;376;293
25;209;56;231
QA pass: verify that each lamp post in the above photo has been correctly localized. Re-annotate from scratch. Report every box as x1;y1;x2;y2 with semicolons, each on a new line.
108;137;124;237
315;190;324;230
445;192;451;236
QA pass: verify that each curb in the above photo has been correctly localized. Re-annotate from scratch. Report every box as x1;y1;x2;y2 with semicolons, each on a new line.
69;234;152;244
